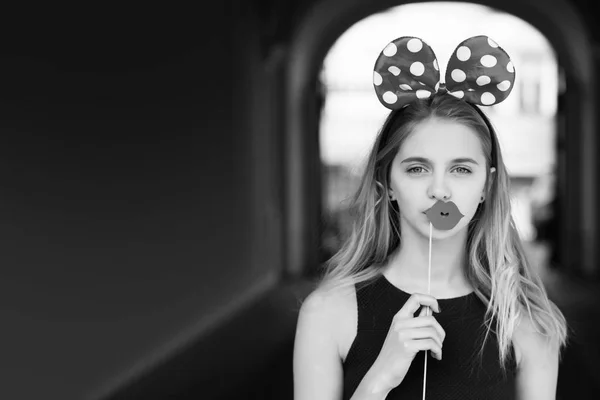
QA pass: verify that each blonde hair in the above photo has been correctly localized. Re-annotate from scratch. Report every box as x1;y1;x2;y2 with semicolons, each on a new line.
317;93;567;369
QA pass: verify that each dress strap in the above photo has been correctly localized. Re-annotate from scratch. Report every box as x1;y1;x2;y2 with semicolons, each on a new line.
355;275;408;331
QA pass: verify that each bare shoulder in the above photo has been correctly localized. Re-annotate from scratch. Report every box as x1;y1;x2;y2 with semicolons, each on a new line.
293;283;358;399
512;313;559;368
512;312;560;399
297;283;357;361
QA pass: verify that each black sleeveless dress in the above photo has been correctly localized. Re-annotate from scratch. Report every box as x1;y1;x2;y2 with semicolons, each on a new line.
342;275;517;399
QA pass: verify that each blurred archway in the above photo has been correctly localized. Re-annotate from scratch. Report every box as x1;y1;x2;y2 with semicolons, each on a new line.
319;3;559;277
285;0;595;281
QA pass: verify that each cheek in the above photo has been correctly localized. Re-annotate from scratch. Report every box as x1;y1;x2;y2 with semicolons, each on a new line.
462;197;482;218
393;181;422;207
393;174;423;193
395;193;416;211
459;182;487;215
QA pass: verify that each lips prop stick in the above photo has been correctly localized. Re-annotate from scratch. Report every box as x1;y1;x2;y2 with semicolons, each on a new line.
421;200;465;400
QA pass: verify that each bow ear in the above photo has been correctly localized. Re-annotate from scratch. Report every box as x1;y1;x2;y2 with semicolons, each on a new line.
373;37;440;110
445;35;515;106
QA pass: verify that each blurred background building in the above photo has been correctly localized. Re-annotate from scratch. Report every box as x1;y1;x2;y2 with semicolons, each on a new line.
320;2;558;266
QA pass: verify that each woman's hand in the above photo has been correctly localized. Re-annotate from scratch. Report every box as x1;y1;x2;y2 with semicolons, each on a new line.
367;293;445;394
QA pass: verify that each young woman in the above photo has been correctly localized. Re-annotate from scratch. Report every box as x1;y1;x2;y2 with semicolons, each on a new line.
293;36;567;400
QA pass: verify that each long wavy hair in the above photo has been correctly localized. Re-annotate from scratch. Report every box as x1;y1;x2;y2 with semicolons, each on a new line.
317;93;567;369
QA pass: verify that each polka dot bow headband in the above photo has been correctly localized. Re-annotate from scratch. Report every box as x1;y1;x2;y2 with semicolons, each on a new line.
373;35;515;109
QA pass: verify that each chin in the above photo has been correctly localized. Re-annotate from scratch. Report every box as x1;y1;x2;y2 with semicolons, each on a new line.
427;227;455;239
424;220;467;239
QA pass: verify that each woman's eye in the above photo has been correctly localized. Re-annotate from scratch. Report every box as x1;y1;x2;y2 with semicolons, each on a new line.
407;166;426;174
454;167;472;174
406;166;471;175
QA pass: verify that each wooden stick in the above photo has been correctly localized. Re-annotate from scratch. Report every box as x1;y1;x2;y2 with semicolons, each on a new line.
422;222;433;400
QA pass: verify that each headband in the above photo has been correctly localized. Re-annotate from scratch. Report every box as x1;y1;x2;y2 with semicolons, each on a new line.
373;35;515;109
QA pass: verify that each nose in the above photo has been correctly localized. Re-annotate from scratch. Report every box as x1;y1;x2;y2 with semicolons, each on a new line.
427;174;451;201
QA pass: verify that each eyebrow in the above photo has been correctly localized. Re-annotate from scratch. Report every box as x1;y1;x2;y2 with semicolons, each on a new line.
400;156;480;166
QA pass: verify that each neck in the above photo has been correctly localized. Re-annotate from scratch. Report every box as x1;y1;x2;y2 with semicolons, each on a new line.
385;225;470;293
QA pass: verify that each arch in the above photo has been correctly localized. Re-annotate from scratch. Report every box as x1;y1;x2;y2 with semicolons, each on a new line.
285;0;596;277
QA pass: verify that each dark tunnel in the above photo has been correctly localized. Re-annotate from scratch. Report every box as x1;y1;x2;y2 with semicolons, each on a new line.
1;1;599;399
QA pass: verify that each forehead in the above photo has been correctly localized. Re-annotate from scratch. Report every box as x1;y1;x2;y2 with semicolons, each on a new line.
398;118;484;160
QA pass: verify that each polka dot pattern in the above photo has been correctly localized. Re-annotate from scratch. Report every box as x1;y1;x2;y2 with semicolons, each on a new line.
481;92;496;105
497;80;511;91
451;69;466;82
449;90;464;99
476;76;491;86
410;62;425;76
383;43;397;57
388;66;401;76
373;71;383;86
445;35;516;106
373;36;440;109
416;89;431;99
407;38;423;53
456;46;471;61
481;55;497;67
383;91;398;104
373;35;515;109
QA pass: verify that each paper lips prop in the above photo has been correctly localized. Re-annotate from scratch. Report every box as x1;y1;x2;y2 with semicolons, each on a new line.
424;200;465;230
